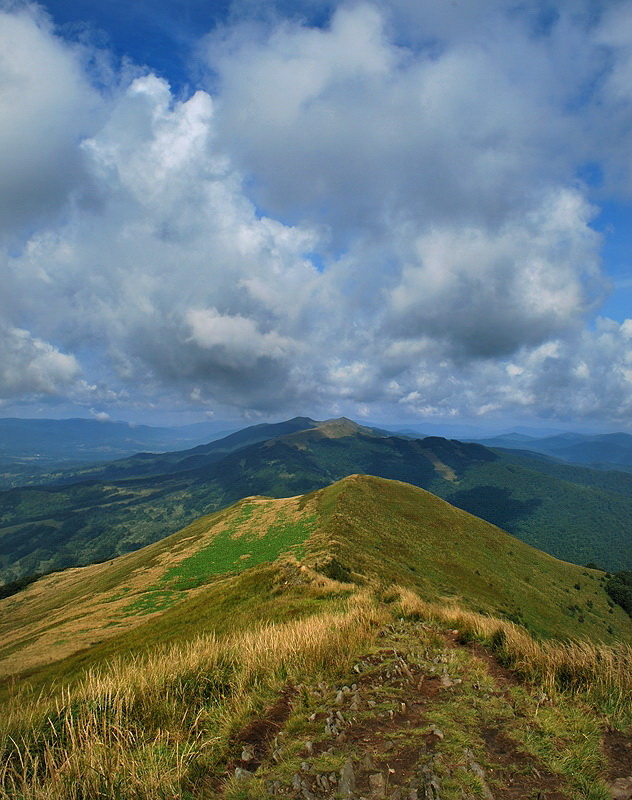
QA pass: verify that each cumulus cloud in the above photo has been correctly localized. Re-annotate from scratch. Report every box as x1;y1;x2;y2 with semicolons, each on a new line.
363;321;632;425
186;308;295;367
89;409;111;422
206;2;581;235
593;3;632;194
0;324;80;398
0;3;102;240
386;188;603;357
2;0;632;425
3;66;321;410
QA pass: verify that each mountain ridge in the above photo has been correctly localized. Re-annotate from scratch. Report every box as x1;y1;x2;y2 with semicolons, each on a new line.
471;430;632;471
2;474;629;688
1;474;631;800
1;417;631;585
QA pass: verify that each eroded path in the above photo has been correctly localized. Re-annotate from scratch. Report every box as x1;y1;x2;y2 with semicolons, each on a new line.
214;617;632;799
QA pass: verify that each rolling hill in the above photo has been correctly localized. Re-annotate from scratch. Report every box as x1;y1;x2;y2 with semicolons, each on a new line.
473;430;632;472
0;416;237;487
7;416;389;486
2;475;628;685
1;476;630;800
1;417;631;584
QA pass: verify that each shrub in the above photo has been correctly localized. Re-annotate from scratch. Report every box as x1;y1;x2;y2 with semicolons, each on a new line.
605;571;632;618
317;558;353;584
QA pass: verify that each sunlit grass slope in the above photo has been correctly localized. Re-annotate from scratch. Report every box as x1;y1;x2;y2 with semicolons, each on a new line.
0;493;320;681
2;475;630;697
2;475;632;799
1;591;630;800
310;475;632;642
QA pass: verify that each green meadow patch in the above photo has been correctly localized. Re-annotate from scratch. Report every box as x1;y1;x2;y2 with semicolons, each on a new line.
115;503;319;619
160;504;318;591
121;590;181;616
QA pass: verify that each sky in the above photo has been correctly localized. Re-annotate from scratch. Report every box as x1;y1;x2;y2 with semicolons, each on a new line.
1;0;632;431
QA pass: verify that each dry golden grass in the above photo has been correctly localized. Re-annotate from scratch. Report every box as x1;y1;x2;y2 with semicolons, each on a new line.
0;592;386;800
395;586;632;710
2;582;630;799
0;495;319;680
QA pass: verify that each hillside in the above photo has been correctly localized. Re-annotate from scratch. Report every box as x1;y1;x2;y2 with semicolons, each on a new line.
473;431;632;472
2;475;629;687
2;417;632;584
1;476;631;800
492;448;632;497
4;416;393;487
0;417;236;488
20;416;326;485
429;458;632;572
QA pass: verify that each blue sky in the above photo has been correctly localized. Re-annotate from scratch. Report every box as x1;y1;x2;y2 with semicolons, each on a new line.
595;200;632;321
1;0;631;431
42;0;230;90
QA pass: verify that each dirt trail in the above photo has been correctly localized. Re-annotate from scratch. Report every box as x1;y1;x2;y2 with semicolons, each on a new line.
217;618;609;799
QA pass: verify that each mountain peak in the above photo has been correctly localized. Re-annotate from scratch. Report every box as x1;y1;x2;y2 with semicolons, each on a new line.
315;417;376;438
285;416;319;426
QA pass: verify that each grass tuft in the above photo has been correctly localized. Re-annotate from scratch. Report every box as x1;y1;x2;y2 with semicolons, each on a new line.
0;594;386;800
395;587;632;719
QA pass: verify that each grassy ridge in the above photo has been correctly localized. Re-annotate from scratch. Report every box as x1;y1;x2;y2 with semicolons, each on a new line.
2;475;631;798
2;420;632;586
0;596;383;799
2;476;630;698
161;506;315;590
311;476;631;642
1;589;630;800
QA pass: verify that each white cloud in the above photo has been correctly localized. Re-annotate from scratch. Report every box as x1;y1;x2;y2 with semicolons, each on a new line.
1;1;632;425
0;324;80;398
386;188;603;357
89;409;111;422
0;4;102;239
2;67;321;410
206;2;582;238
593;3;632;194
186;307;295;366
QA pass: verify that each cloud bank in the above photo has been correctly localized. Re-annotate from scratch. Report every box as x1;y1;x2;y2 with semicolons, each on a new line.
1;1;632;425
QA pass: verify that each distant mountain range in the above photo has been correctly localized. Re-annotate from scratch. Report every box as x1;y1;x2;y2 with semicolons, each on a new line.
466;431;632;472
0;416;631;583
3;416;631;476
0;417;241;488
0;417;235;470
